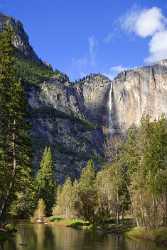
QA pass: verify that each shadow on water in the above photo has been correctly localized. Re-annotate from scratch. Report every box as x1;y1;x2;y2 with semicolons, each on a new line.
2;223;167;250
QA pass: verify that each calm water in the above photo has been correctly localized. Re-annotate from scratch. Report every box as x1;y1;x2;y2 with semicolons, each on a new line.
1;223;167;250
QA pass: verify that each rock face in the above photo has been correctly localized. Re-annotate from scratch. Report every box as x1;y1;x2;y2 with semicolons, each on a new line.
29;60;167;180
74;74;111;125
0;12;40;62
109;61;167;133
27;76;106;181
2;13;167;181
0;13;108;181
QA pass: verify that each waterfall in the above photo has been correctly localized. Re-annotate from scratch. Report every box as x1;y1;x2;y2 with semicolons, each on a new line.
108;82;114;136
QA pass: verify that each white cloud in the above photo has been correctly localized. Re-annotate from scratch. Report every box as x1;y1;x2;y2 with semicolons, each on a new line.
104;65;127;79
121;6;167;64
121;7;166;38
145;31;167;63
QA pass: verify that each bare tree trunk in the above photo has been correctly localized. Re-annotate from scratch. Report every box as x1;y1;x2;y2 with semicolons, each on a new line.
136;217;139;227
164;192;167;226
116;189;119;224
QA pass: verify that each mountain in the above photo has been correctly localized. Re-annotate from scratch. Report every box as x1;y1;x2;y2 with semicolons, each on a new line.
109;60;167;134
0;12;40;62
28;75;107;181
1;13;167;181
0;13;108;180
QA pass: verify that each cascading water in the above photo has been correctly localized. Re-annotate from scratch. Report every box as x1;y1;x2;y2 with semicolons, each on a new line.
108;82;114;136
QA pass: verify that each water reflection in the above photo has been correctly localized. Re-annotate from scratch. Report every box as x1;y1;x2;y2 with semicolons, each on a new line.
2;223;167;250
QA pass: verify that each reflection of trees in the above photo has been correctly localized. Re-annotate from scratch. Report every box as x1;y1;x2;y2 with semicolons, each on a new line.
3;238;17;250
1;224;160;250
33;224;46;250
125;238;158;250
79;233;125;250
33;224;55;250
0;242;4;250
51;226;85;250
50;226;126;250
15;224;37;250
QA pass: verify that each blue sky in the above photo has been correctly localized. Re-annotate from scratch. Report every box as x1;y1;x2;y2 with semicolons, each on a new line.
1;0;167;80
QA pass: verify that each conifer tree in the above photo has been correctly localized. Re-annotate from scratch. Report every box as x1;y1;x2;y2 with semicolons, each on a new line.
77;159;97;223
0;27;32;220
36;146;55;215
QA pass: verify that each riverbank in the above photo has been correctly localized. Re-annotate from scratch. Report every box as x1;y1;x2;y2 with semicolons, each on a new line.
48;216;91;229
48;216;167;246
126;227;167;245
48;216;133;233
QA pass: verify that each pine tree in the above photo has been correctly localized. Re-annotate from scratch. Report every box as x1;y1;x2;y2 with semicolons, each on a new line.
0;27;32;220
36;146;55;215
77;159;97;223
79;159;96;191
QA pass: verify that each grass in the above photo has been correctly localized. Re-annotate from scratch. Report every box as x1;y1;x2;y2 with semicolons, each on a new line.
48;216;64;222
125;227;167;245
67;220;91;229
47;216;91;229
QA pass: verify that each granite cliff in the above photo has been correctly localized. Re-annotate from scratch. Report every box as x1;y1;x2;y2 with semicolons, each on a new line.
109;60;167;134
1;13;167;180
27;76;107;181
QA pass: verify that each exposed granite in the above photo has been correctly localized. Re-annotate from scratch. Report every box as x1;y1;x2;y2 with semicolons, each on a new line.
110;61;167;133
2;13;167;181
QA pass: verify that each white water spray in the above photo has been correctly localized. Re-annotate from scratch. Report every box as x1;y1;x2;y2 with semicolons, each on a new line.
108;82;114;136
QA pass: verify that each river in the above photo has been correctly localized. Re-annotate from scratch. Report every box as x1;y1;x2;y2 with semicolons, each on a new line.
1;223;166;250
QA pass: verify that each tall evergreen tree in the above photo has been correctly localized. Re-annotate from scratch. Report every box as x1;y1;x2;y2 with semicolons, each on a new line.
77;159;97;223
0;27;32;220
36;146;55;215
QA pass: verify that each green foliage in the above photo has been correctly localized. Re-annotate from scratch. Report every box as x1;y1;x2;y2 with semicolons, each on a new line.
9;182;36;218
67;219;90;229
48;215;64;222
96;162;129;225
126;227;167;244
122;115;167;229
52;178;78;218
0;27;32;221
14;55;53;85
52;115;167;230
76;160;97;223
36;146;56;215
79;160;96;191
14;53;68;85
33;199;46;221
4;224;17;233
